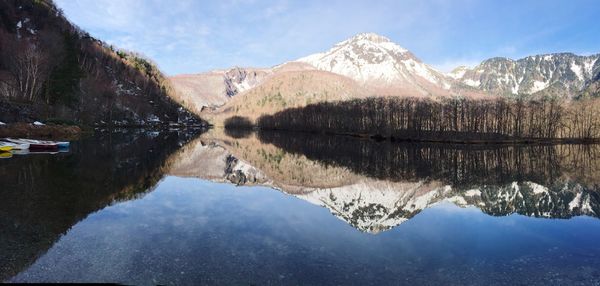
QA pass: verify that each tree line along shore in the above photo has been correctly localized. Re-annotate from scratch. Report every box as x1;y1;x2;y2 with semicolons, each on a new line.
225;97;600;144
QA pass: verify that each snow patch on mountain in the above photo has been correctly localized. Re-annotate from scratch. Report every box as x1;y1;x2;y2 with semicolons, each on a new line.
571;62;584;81
527;182;549;195
530;80;550;93
464;189;482;197
584;58;597;76
463;79;480;87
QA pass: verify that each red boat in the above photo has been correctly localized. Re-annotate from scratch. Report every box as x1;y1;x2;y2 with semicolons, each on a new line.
4;138;59;151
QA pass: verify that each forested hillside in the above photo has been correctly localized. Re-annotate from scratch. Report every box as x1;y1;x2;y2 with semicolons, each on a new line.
0;0;202;125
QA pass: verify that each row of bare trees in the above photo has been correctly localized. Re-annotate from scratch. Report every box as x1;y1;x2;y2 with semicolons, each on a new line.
0;32;52;102
256;97;600;141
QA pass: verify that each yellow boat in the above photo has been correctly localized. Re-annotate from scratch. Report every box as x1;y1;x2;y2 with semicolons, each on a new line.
0;142;14;152
0;152;12;159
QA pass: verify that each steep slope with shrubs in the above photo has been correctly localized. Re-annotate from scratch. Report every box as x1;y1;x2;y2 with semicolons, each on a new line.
0;0;202;125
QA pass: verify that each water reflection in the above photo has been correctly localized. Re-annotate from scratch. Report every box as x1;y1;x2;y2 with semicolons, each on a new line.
0;129;201;281
3;128;600;284
258;130;600;187
193;129;600;233
12;177;600;285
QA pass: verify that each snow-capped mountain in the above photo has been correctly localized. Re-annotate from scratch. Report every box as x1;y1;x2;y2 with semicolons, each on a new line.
453;53;600;98
297;33;452;92
170;32;600;118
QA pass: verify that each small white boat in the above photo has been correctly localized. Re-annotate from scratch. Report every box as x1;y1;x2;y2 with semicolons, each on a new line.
1;139;29;150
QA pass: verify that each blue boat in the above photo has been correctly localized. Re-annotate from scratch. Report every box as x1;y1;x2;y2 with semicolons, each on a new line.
56;141;70;148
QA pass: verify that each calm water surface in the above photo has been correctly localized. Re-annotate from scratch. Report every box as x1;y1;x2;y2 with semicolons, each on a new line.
2;129;600;285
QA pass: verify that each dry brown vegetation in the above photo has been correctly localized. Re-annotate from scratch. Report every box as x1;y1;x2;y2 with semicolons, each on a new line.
208;69;369;125
0;123;81;140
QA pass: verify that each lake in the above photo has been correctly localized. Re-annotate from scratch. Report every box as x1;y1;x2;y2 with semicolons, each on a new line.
2;128;600;285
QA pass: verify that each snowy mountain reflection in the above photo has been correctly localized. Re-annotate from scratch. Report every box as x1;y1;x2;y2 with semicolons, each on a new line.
179;129;600;233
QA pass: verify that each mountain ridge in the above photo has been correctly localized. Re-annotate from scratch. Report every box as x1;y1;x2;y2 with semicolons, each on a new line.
453;52;600;98
169;33;600;123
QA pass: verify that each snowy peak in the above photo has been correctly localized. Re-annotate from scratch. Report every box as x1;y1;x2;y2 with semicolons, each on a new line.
296;33;451;90
341;32;395;44
332;32;408;53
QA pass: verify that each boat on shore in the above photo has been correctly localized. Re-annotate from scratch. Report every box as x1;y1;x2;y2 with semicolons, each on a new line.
3;138;60;151
0;142;14;152
55;141;70;148
0;139;29;150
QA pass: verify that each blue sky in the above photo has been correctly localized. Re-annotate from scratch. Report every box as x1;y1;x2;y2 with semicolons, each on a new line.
55;0;600;75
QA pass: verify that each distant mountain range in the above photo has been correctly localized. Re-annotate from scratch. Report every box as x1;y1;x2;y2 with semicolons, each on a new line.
169;33;600;122
451;53;600;98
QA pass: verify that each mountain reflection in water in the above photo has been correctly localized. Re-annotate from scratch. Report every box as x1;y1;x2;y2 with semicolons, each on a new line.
2;128;600;284
186;129;600;233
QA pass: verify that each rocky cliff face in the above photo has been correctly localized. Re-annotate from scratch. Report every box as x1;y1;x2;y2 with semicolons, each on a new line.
454;53;600;98
170;67;272;111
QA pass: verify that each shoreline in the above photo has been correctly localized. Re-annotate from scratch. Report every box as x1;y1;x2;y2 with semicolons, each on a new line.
0;122;210;141
0;123;82;141
224;126;600;146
